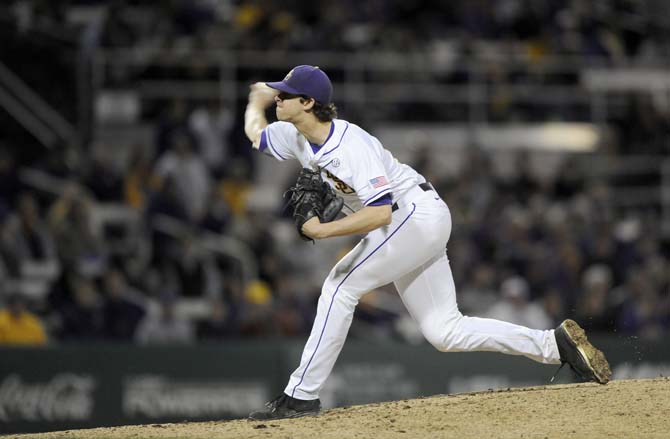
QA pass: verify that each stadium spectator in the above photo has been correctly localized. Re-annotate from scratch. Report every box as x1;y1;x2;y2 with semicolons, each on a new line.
123;147;154;211
456;263;499;316
542;288;566;328
576;264;618;332
0;293;48;345
57;277;104;341
616;268;667;340
196;297;238;341
135;294;195;344
238;280;274;336
48;184;107;277
189;100;234;178
147;174;190;223
84;147;124;202
155;99;193;157
1;192;57;276
101;269;145;341
484;276;553;330
271;276;314;337
199;185;232;234
167;232;222;298
153;131;211;223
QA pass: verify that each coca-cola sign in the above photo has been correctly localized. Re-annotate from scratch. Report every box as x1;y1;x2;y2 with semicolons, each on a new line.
0;374;95;421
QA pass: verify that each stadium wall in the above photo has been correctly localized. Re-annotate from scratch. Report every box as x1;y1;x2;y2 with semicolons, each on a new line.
1;337;669;434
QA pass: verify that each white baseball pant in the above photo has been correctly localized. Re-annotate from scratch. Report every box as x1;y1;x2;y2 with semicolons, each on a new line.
285;185;561;400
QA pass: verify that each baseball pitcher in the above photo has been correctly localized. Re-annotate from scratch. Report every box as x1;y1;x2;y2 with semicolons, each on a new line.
244;65;611;420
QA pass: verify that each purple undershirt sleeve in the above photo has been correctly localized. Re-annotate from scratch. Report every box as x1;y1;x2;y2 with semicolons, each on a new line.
367;193;393;206
258;130;268;152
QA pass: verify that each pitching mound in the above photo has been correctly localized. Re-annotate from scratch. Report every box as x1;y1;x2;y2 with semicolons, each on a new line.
12;378;669;439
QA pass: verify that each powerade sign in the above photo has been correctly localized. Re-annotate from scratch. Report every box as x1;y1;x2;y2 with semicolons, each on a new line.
122;375;266;418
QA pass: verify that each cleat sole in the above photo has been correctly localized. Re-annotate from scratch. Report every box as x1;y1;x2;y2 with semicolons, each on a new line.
562;319;612;384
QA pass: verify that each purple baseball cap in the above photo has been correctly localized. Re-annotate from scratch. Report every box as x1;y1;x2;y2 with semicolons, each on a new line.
266;65;333;104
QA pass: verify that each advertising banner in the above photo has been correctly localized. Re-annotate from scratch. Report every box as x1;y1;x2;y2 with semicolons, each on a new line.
1;337;668;434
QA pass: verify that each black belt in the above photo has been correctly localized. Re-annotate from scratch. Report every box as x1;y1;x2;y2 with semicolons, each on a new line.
391;182;434;212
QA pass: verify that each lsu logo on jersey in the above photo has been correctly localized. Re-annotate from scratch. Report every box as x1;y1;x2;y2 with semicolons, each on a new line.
324;170;355;194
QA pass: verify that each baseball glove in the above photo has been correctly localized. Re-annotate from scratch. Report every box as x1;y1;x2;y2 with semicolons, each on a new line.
285;168;344;242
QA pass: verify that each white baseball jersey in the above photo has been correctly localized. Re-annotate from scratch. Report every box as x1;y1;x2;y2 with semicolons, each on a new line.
258;118;561;401
259;119;425;213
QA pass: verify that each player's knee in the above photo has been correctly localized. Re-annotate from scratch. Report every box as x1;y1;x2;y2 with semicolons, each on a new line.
318;284;359;312
423;328;448;351
422;313;464;352
421;318;451;351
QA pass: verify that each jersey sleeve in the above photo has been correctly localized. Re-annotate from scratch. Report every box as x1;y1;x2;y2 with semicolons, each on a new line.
347;142;393;207
258;121;298;161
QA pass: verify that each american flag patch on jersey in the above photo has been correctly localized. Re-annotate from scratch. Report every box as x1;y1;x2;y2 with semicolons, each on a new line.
369;176;388;188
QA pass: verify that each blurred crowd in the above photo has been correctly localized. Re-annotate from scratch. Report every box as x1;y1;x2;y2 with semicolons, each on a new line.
7;0;664;59
0;0;669;346
2;123;669;346
0;109;309;345
5;0;670;128
428;150;670;340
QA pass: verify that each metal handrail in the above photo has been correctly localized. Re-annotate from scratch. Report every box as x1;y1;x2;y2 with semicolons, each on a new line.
0;83;58;148
0;61;78;145
17;166;260;289
151;214;258;286
580;155;667;176
94;48;670;126
96;48;670;70
17;167;70;195
200;233;259;286
132;80;592;104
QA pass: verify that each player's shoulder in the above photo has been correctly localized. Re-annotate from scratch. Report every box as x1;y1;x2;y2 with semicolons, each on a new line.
268;120;298;134
335;120;380;157
336;119;365;136
333;119;373;144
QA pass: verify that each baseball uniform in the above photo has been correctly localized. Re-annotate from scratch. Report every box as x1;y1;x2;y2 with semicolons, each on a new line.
258;119;561;400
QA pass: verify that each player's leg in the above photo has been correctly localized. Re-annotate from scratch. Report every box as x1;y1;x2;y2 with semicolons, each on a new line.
285;204;446;400
394;251;561;364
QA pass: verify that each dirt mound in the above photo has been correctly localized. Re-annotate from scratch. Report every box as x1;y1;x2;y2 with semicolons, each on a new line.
12;378;669;439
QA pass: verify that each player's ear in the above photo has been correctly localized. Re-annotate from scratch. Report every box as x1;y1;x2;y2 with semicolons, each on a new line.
301;97;315;110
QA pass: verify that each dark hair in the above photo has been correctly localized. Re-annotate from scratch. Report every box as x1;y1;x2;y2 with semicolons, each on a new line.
301;98;338;122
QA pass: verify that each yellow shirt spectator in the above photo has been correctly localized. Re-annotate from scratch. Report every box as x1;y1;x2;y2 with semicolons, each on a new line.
0;307;48;345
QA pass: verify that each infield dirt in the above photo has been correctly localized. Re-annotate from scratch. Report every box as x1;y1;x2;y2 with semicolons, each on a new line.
9;378;669;439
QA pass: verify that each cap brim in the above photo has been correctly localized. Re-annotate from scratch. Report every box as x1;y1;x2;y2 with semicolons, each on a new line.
266;81;300;95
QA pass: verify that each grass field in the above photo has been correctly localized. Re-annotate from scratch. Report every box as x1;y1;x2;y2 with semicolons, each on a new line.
9;378;669;439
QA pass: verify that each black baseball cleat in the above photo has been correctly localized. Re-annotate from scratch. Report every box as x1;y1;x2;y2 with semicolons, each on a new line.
554;319;612;384
248;393;321;420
